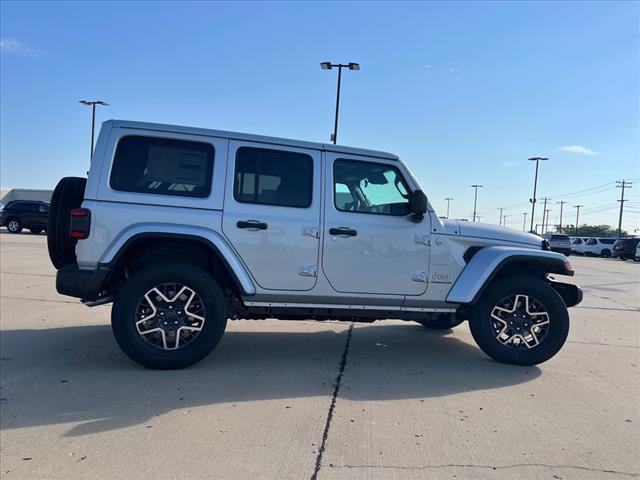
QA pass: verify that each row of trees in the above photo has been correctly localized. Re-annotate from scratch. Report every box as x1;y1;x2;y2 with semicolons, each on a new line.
554;224;630;237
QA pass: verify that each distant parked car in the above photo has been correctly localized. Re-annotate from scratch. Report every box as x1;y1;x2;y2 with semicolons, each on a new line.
542;233;571;256
612;238;640;261
635;243;640;262
570;237;589;255
581;238;617;257
0;200;50;234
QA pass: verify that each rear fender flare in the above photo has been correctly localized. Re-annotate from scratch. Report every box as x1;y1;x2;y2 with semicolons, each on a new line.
99;224;256;295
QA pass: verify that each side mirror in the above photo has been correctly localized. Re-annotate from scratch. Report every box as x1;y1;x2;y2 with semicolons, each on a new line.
409;190;427;223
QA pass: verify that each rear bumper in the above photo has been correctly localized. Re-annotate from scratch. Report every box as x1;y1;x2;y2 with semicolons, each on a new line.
56;264;110;301
550;247;572;256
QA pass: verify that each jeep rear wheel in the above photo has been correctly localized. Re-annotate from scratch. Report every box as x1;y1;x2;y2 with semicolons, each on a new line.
469;277;569;366
111;262;227;369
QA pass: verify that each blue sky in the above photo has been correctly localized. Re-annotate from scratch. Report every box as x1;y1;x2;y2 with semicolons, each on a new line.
1;1;639;231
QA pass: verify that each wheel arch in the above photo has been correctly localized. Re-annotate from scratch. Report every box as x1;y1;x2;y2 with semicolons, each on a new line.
446;246;574;305
101;226;256;296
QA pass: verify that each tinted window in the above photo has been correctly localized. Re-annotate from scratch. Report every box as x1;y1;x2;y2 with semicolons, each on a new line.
586;238;597;245
551;234;569;240
234;147;313;208
572;239;582;244
599;238;615;245
333;160;410;216
110;136;214;197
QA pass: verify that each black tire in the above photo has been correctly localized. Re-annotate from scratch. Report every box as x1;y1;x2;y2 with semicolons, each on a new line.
6;218;22;233
601;249;611;258
47;177;87;268
469;276;569;366
418;315;464;330
111;262;227;369
29;228;43;234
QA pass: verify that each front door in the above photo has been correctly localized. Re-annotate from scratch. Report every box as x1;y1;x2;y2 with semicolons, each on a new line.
222;142;322;291
322;154;430;296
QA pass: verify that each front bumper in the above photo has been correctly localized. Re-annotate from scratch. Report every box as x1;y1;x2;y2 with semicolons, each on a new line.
56;264;110;301
549;280;583;308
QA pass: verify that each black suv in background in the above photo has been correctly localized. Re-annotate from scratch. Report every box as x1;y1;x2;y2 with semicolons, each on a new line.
0;200;50;234
611;238;640;261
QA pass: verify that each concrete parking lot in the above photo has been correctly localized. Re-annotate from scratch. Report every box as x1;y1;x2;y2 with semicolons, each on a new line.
1;232;638;480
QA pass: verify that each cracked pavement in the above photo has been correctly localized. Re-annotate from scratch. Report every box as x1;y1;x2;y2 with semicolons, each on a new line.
1;233;639;479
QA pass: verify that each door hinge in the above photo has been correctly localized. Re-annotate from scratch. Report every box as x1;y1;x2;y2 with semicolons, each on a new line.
415;234;430;246
302;226;320;239
298;264;318;277
412;270;428;283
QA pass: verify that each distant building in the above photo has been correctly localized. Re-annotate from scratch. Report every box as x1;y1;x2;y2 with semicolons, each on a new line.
0;188;53;205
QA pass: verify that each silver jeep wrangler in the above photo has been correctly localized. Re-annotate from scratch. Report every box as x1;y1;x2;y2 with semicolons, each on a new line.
48;120;582;369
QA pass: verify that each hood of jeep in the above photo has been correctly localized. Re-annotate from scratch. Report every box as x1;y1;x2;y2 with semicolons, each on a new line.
457;221;542;247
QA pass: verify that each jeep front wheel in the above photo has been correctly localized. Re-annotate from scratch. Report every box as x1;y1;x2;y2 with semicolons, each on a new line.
111;262;227;369
469;277;569;366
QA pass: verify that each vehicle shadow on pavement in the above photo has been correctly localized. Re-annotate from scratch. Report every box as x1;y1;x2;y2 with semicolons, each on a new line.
0;322;540;437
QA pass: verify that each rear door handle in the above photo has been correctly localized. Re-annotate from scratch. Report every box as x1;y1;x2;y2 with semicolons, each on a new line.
237;220;268;230
329;227;357;237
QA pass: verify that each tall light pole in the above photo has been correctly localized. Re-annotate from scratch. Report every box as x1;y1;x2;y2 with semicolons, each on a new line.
445;197;454;219
79;100;109;159
320;62;360;144
528;157;549;232
522;212;528;232
574;205;583;235
556;201;566;232
471;185;483;222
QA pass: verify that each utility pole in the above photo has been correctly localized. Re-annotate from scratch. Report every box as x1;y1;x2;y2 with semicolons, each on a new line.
498;208;504;226
522;212;528;232
541;197;550;234
502;215;509;227
445;197;454;219
528;157;549;233
544;208;551;234
616;180;632;237
471;185;483;222
574;205;583;236
556;201;566;232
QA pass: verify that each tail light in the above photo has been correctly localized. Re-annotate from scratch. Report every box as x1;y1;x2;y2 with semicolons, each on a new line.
69;208;91;239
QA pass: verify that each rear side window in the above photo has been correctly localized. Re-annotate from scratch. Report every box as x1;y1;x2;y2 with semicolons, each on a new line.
234;147;313;208
586;239;597;245
599;238;615;245
110;136;214;198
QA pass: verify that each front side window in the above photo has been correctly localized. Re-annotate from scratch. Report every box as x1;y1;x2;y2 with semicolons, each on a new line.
586;238;597;245
333;160;410;215
110;136;214;197
234;147;313;208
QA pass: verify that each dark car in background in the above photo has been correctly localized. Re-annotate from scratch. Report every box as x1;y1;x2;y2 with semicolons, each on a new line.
0;200;50;234
611;238;640;261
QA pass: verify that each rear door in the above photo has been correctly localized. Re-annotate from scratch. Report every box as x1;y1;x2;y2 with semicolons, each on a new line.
222;142;322;291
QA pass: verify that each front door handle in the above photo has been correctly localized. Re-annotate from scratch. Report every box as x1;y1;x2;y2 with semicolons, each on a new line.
237;220;268;230
329;227;357;237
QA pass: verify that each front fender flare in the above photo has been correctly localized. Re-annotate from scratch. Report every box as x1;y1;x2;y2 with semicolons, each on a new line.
99;223;256;295
446;246;573;305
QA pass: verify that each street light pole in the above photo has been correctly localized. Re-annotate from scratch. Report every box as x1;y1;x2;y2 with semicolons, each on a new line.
528;157;549;233
445;197;454;219
471;185;483;222
320;62;360;144
79;100;109;159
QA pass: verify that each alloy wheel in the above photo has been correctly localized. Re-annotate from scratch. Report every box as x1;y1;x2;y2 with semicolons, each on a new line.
490;294;550;349
135;283;206;351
